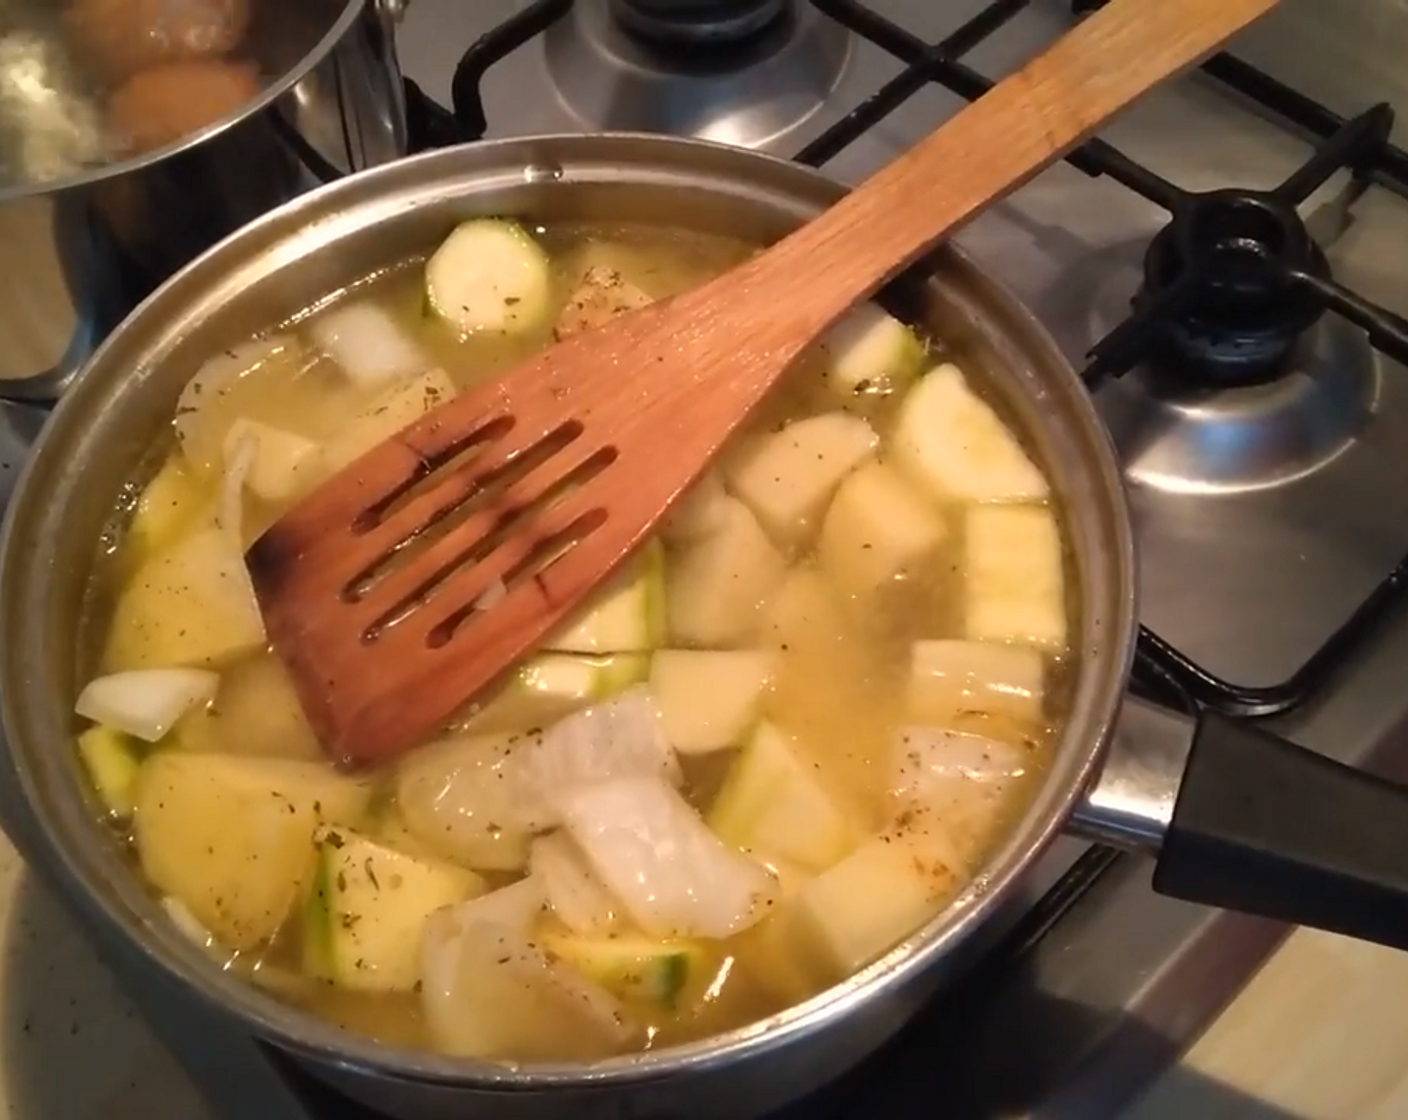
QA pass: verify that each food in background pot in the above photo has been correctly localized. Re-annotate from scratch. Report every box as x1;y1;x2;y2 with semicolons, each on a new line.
64;0;251;84
75;220;1076;1059
104;58;261;157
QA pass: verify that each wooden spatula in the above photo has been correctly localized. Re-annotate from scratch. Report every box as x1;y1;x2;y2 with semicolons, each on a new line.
247;0;1278;768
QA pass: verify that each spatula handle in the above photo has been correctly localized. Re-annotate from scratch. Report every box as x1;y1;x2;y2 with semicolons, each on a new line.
743;0;1278;335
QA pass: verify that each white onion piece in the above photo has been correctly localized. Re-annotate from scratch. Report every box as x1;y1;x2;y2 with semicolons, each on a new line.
174;336;298;469
309;301;428;388
76;668;219;742
472;578;507;612
222;419;321;505
218;432;257;542
886;727;1030;876
511;686;680;828
421;913;633;1060
395;690;680;871
560;775;778;939
890;727;1028;804
445;877;546;933
529;833;618;936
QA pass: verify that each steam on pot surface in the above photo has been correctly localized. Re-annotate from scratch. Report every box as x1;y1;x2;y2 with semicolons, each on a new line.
73;218;1079;1061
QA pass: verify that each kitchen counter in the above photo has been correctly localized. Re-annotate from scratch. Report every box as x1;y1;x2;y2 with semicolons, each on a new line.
1126;930;1408;1120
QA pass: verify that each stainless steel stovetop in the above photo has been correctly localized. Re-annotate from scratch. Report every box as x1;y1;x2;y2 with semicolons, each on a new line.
7;1;1408;1117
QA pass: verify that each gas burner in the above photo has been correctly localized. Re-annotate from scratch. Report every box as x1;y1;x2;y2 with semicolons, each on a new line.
1069;104;1408;496
611;0;787;43
542;0;851;148
1094;312;1379;495
1137;189;1329;388
1080;236;1381;496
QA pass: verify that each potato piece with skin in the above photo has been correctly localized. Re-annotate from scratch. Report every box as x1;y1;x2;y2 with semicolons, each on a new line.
133;752;373;951
106;59;261;158
304;828;487;993
176;653;323;761
65;0;251;83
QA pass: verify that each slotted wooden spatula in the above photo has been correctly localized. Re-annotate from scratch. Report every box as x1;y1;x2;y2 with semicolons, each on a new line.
248;0;1278;768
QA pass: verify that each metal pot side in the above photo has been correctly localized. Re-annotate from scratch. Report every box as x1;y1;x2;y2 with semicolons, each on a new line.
0;134;1137;1119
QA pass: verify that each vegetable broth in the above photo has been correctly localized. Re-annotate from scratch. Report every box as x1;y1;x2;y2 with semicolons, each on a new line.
77;220;1077;1060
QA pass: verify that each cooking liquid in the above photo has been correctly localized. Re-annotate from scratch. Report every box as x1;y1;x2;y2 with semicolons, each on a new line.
81;222;1076;1054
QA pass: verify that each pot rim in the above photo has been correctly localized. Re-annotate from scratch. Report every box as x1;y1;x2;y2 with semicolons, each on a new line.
0;131;1137;1090
0;0;373;205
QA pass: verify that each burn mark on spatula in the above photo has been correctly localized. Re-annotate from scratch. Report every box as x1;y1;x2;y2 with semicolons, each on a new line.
248;396;620;648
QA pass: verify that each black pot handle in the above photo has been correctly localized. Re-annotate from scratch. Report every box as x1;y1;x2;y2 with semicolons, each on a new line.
1154;709;1408;949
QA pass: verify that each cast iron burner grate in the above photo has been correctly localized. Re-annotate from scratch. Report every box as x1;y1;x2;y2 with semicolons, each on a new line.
448;0;1408;723
1086;105;1408;390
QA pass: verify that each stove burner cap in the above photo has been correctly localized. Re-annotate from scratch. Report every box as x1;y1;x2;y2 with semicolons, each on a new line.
544;0;850;149
612;0;786;44
1138;189;1329;388
1094;313;1379;495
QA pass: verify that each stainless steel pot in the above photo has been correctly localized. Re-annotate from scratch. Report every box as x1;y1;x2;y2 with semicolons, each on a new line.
3;134;1408;1120
0;0;411;401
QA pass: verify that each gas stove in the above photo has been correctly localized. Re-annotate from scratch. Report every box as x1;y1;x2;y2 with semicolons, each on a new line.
6;1;1408;1117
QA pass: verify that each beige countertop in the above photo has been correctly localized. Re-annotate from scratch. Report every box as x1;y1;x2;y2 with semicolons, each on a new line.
0;826;1397;1120
1126;927;1408;1120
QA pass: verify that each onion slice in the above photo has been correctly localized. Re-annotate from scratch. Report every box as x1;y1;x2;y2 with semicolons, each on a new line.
419;878;634;1061
886;727;1031;877
529;832;618;936
890;727;1028;804
510;686;680;828
420;916;635;1061
218;432;257;542
75;668;219;742
559;775;778;939
308;301;429;389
